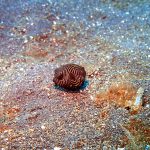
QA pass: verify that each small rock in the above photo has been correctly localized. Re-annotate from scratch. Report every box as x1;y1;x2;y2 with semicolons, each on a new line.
54;147;61;150
41;125;46;130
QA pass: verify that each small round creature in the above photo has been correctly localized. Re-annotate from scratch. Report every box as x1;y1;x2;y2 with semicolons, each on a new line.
53;64;86;90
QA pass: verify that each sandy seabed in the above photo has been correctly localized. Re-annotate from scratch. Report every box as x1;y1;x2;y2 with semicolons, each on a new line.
0;0;150;149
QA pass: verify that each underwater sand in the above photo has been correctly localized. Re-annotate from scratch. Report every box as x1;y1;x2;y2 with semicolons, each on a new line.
0;0;150;149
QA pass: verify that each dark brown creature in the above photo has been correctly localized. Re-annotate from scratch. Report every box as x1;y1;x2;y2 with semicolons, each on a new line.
53;64;86;90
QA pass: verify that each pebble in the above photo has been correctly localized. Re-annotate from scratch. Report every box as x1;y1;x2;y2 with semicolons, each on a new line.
54;147;61;150
41;125;46;130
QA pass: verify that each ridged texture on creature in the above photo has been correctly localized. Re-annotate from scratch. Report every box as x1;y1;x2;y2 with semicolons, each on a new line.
53;64;86;90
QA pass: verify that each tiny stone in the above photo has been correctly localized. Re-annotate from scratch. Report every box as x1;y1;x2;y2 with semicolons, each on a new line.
54;147;61;150
41;125;46;130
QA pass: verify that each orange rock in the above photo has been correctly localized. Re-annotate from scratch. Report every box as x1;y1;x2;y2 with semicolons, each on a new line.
95;82;139;110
